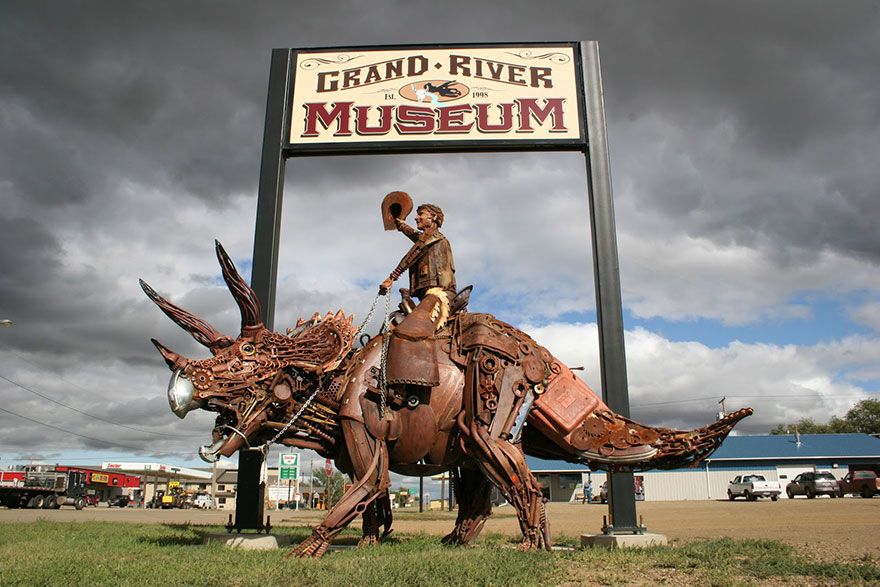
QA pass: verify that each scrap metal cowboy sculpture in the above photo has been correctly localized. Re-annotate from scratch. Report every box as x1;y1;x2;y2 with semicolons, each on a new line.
140;191;751;557
379;194;457;409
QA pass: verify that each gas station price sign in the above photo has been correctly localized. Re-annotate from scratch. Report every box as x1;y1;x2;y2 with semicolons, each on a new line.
279;453;299;480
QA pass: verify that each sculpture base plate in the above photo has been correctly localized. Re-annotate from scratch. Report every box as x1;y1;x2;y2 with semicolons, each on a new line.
581;532;668;549
205;533;291;550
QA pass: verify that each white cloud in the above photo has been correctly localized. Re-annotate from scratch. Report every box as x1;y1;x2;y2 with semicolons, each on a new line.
521;321;875;433
849;301;880;334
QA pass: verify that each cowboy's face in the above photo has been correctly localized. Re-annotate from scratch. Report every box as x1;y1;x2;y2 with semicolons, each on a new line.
415;208;436;230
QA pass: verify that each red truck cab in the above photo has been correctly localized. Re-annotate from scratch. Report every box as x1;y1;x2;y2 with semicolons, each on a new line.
837;470;879;498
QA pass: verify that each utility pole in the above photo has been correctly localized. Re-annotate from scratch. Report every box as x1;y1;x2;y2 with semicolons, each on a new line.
211;460;217;509
308;459;314;510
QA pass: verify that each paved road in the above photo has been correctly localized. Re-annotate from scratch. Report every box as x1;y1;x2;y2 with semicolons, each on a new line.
3;498;877;561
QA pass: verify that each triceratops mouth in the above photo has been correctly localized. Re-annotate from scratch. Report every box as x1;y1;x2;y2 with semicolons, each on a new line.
167;369;203;418
198;425;253;463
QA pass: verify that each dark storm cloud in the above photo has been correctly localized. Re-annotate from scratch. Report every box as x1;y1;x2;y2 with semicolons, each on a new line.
594;3;880;264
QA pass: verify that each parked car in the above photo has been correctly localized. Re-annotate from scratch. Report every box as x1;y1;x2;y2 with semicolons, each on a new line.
598;480;645;503
192;493;214;509
727;474;781;501
785;472;838;499
107;495;130;507
837;470;880;498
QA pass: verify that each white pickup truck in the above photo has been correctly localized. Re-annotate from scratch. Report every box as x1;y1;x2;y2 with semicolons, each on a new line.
727;474;781;501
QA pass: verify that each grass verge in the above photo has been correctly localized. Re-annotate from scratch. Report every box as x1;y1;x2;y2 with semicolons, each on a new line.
0;522;876;586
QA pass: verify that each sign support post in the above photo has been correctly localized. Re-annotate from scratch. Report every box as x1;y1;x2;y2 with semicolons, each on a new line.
580;41;639;534
232;48;293;533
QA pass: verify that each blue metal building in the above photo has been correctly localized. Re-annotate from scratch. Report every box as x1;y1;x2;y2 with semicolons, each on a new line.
527;433;880;502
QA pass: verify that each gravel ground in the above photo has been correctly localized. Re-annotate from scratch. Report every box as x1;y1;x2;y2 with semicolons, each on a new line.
3;497;878;562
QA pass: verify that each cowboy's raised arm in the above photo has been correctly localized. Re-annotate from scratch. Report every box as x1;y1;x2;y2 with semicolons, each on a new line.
395;218;419;242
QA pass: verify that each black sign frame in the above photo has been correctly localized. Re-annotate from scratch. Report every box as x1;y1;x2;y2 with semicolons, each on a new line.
238;41;640;536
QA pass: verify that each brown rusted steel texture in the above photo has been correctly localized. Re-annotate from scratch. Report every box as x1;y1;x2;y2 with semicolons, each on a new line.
141;204;751;558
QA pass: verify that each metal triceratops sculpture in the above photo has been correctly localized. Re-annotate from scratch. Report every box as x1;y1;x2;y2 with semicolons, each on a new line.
141;242;751;557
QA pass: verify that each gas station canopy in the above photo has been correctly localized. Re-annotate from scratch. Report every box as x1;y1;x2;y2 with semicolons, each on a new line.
101;462;212;481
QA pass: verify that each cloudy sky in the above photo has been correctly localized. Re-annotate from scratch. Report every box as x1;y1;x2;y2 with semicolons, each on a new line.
1;1;878;486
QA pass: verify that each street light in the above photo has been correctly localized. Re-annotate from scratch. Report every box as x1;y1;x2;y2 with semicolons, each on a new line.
0;320;12;327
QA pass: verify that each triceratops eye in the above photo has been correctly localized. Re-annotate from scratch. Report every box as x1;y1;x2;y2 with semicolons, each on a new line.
240;342;255;356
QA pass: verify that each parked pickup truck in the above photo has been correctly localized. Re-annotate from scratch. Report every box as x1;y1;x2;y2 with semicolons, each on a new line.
728;474;781;501
837;470;880;498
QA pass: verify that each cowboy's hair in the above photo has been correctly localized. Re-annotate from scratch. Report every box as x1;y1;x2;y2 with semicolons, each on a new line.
417;203;444;227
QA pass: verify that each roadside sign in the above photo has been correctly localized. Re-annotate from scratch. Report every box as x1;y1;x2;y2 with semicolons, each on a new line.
279;453;299;480
325;459;333;477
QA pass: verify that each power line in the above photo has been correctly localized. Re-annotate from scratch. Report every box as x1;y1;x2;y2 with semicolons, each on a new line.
633;393;872;409
0;405;161;452
0;372;200;439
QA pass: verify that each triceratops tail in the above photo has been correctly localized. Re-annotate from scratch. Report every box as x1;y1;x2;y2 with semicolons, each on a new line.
637;407;753;470
537;407;752;472
523;407;752;472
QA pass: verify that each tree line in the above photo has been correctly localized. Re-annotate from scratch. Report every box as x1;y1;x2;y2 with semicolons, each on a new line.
770;398;880;435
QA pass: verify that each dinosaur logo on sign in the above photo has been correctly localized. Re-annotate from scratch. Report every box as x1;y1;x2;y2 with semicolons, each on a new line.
400;80;469;107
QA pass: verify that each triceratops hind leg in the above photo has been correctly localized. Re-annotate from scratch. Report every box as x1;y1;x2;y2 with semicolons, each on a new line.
441;465;493;546
458;413;550;551
286;421;390;558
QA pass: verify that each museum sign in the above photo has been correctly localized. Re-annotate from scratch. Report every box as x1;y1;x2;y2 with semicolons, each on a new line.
287;44;584;151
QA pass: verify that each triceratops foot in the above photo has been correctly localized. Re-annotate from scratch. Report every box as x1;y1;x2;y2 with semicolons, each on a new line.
441;517;487;546
357;534;380;547
285;528;331;559
517;533;543;552
441;529;467;546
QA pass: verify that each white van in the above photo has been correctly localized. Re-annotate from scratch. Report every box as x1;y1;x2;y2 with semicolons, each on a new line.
192;494;214;509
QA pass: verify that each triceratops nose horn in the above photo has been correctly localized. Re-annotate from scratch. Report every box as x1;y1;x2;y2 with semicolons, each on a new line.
150;338;186;370
214;240;264;330
140;279;226;348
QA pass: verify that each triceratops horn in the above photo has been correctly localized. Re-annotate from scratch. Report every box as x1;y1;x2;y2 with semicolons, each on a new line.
151;338;184;370
140;279;225;348
214;241;263;330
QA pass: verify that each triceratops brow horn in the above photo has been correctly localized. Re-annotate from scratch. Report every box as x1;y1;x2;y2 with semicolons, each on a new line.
215;240;264;331
139;279;227;348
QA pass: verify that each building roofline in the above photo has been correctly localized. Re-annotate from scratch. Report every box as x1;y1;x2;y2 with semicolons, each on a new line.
708;455;880;462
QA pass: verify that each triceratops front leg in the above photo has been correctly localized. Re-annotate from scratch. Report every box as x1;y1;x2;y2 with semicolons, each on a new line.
286;420;390;558
441;465;494;546
359;490;393;547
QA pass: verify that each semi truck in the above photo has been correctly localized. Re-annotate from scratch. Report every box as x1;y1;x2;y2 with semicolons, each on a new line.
0;468;88;509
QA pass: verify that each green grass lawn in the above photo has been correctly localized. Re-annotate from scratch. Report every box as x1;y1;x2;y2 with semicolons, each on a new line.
0;522;877;586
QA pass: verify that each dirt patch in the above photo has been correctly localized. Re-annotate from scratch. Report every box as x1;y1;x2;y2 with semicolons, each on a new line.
3;497;878;563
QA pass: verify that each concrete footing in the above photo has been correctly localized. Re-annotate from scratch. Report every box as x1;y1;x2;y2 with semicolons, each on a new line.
580;532;668;549
204;533;292;550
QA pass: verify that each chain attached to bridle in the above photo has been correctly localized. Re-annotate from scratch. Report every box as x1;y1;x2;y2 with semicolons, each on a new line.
377;293;392;417
258;374;324;455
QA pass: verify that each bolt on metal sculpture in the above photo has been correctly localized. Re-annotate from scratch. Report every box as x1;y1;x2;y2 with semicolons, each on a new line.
141;194;750;557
